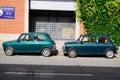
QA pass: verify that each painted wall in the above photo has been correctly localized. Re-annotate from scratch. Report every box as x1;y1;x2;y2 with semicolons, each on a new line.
30;0;76;11
0;0;25;34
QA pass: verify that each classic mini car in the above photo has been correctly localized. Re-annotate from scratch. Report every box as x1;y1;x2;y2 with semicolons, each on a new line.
63;34;118;59
2;32;58;57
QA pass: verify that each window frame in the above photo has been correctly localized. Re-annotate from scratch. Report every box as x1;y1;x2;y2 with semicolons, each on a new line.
18;34;33;42
81;35;95;44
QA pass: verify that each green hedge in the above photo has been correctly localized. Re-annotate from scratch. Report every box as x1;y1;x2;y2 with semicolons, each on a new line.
76;0;120;45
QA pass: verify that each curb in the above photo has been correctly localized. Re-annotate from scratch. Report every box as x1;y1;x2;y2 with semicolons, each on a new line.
0;43;3;51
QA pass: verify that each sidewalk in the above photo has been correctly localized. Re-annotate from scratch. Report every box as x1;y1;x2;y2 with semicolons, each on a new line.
0;43;3;51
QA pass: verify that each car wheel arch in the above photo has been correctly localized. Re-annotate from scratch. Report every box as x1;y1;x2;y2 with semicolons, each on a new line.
104;48;115;54
68;47;78;52
41;46;52;52
68;48;77;51
5;46;15;52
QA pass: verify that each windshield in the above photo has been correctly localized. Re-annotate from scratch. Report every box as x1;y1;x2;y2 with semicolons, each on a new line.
77;35;83;42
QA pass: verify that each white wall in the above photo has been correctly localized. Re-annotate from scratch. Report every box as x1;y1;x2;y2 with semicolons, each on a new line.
30;0;76;11
75;18;80;40
0;34;20;41
24;0;29;33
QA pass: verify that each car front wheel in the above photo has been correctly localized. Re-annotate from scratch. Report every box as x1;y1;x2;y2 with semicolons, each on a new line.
68;49;77;58
5;47;14;56
105;50;115;59
42;48;51;57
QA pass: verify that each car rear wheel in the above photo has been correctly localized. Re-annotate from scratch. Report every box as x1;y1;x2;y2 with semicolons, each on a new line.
68;49;77;58
5;47;14;56
42;48;51;57
105;50;115;59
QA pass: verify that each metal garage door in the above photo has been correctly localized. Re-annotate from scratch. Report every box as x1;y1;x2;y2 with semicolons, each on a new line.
30;11;75;40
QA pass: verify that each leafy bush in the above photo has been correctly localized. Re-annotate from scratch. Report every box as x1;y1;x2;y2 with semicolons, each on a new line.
76;0;120;45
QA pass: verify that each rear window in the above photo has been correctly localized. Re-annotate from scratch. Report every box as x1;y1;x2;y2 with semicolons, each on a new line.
47;34;52;40
34;34;46;41
96;36;109;44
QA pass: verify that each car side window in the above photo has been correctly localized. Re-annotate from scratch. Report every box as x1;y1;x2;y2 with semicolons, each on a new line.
19;34;32;41
82;36;95;44
34;34;46;41
97;36;109;44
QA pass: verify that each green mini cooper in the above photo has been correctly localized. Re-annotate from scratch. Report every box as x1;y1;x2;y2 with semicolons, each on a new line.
63;34;118;59
2;32;58;57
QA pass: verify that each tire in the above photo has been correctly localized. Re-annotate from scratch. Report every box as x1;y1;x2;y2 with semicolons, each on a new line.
68;49;77;58
105;50;115;59
42;48;51;57
5;47;14;56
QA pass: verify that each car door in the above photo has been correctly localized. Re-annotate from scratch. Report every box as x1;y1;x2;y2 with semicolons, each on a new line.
33;34;47;52
78;35;96;54
95;36;112;54
15;34;34;52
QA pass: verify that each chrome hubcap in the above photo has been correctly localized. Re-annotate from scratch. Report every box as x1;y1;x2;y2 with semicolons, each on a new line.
42;49;50;56
106;51;114;58
6;50;12;55
70;51;75;56
69;50;76;57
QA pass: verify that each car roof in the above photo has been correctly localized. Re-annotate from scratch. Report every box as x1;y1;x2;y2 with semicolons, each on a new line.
82;34;108;37
21;32;49;35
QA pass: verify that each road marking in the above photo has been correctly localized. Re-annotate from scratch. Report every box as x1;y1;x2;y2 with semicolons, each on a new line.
4;72;32;75
35;73;93;76
4;72;93;77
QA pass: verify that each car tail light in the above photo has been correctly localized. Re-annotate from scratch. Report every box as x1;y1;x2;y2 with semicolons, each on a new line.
52;43;56;48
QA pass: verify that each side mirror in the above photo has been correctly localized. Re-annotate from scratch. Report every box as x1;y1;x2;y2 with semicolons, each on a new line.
17;39;20;43
80;41;83;44
17;39;22;42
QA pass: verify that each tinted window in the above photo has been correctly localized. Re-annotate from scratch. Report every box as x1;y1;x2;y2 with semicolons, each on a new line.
97;36;109;44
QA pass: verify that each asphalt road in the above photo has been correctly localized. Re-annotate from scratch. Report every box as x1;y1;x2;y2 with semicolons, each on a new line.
0;50;120;80
0;64;120;80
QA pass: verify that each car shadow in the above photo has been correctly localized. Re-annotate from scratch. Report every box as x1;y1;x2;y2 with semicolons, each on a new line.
77;54;117;59
15;53;42;56
14;52;58;57
78;55;105;58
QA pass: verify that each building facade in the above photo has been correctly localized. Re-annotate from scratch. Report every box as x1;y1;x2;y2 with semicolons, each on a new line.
0;0;80;41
